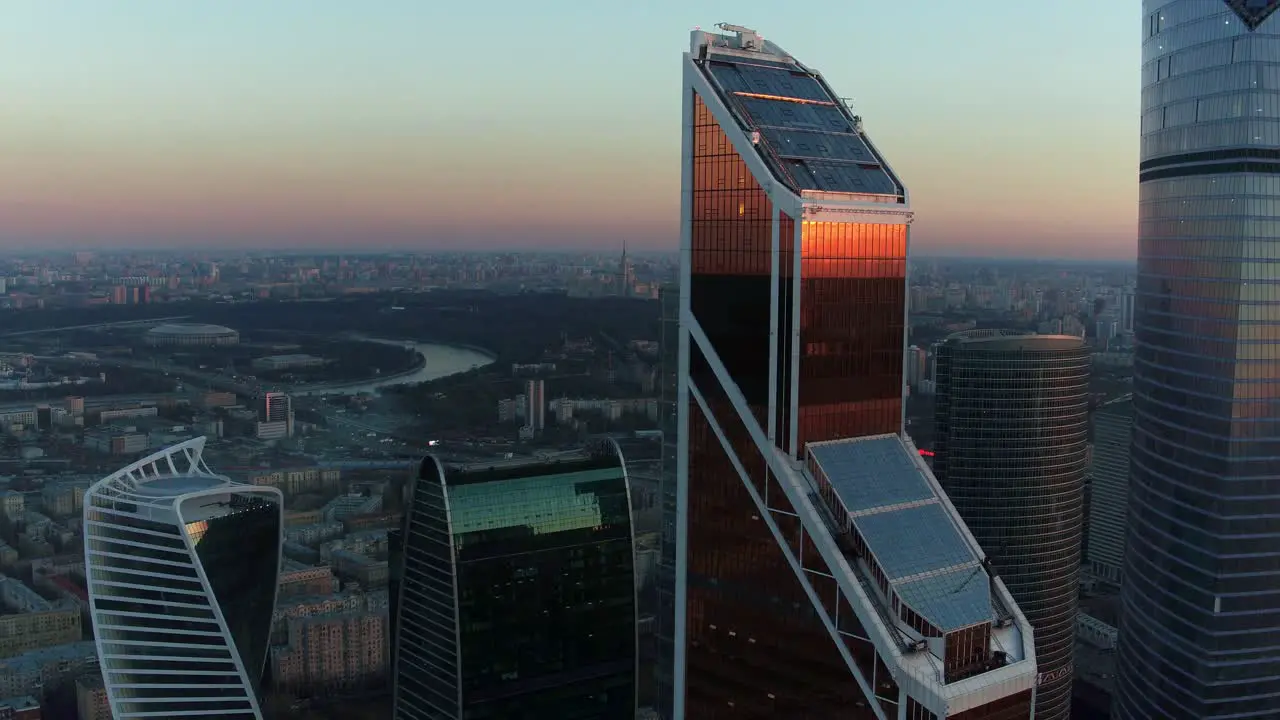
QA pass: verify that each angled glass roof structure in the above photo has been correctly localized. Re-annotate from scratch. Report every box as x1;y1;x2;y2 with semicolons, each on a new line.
698;53;904;197
897;567;992;634
854;503;979;581
808;435;935;512
807;434;993;632
708;62;833;102
1224;0;1280;30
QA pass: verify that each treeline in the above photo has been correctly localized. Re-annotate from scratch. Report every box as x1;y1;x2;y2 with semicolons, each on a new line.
388;360;647;435
1;291;660;365
0;304;183;334
198;292;659;364
0;365;175;403
254;341;419;383
390;373;518;434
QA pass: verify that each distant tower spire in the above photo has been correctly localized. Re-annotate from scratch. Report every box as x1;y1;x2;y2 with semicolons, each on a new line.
618;239;632;297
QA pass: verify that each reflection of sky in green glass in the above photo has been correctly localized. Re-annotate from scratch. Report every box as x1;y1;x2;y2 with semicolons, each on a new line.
448;468;621;537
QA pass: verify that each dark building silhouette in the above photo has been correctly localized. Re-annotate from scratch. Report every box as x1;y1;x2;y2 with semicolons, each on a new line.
1086;396;1132;586
932;330;1090;720
387;523;404;675
611;432;663;712
1119;3;1280;717
654;282;679;719
391;444;637;719
676;23;1038;719
386;462;413;676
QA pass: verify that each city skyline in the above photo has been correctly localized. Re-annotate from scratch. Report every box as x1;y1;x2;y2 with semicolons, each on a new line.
3;1;1138;258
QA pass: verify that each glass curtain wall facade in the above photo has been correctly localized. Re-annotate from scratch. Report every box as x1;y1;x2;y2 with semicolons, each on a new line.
655;282;680;719
612;434;663;712
392;447;637;720
1085;397;1133;586
386;460;418;688
83;437;283;720
1118;2;1280;717
677;25;1039;720
932;331;1090;720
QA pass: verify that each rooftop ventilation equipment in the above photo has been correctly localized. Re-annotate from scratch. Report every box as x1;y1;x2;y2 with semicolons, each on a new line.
716;23;763;51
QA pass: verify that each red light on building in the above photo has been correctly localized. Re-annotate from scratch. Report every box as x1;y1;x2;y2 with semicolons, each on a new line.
919;449;935;457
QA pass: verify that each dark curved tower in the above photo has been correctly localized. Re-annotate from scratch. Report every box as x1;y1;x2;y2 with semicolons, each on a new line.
1118;2;1280;717
392;445;637;719
933;330;1090;720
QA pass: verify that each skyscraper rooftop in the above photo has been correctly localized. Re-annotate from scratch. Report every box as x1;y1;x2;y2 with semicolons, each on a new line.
678;25;1039;718
691;23;905;201
808;435;999;636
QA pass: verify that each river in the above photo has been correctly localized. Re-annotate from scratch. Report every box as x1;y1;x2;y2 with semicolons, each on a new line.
291;341;495;397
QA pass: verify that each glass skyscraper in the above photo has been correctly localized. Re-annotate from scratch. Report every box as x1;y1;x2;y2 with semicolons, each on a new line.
932;330;1091;720
392;444;637;719
676;24;1038;719
1085;396;1133;587
83;437;283;720
1118;1;1280;717
655;281;679;719
612;432;663;712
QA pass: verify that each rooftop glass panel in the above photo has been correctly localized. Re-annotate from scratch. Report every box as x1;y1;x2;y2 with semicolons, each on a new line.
133;475;229;497
759;127;878;164
447;467;623;536
786;160;898;194
735;97;852;134
707;62;831;102
716;55;800;70
809;436;934;512
697;53;904;197
896;566;992;632
853;502;978;580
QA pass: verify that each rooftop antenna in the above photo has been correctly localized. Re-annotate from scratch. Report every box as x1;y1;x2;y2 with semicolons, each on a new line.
715;23;762;50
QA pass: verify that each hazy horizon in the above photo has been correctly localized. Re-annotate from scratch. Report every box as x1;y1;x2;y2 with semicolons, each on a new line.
2;1;1139;258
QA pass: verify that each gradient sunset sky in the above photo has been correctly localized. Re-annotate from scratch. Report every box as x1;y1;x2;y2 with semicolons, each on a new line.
1;1;1138;258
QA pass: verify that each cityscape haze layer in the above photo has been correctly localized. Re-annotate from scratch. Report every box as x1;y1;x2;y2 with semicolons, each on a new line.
0;3;1275;720
1;1;1137;258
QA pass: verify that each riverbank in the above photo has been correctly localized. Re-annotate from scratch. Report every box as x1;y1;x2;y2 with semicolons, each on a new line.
296;354;426;392
291;340;495;397
447;342;498;361
353;335;497;362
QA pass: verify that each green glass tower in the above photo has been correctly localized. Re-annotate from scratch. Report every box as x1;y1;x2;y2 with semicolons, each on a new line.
392;443;637;719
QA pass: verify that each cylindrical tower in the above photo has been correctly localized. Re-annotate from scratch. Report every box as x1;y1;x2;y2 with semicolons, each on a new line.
1119;2;1280;717
932;330;1090;720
